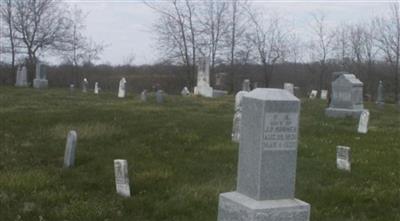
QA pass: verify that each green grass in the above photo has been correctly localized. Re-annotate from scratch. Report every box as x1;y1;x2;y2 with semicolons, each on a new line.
0;87;399;221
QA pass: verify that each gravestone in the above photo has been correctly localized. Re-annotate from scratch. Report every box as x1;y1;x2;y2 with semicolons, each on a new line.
82;78;88;93
215;72;228;89
231;90;249;143
33;62;48;89
218;88;310;221
325;72;367;118
336;146;351;171
69;84;75;93
194;57;227;98
283;83;294;95
320;90;328;100
309;90;317;99
357;110;369;134
294;86;301;98
94;82;99;94
181;86;190;96
156;90;164;103
140;90;147;102
242;79;251;92
118;77;127;98
15;65;28;87
63;130;77;168
114;159;131;197
376;81;384;107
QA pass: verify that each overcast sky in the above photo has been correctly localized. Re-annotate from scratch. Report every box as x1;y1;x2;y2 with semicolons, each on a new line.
67;0;391;65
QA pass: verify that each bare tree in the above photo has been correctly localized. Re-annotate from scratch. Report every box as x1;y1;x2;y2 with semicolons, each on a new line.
375;3;400;103
332;23;351;71
0;0;17;77
309;11;334;93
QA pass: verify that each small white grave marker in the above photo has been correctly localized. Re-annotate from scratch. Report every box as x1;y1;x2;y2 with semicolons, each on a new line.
357;110;369;134
336;146;351;171
114;159;131;197
94;82;99;94
309;90;317;99
320;90;328;100
118;78;127;98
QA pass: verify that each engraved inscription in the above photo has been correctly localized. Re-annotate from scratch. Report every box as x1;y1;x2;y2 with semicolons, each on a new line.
262;113;298;150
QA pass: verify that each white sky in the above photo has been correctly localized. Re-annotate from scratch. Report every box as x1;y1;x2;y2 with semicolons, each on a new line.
66;0;391;65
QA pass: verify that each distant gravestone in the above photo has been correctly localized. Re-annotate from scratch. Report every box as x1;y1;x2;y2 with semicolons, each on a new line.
15;65;28;87
376;81;384;107
336;146;351;171
231;90;248;143
181;86;190;96
325;72;367;118
156;90;164;103
33;62;48;89
63;130;77;168
194;57;213;97
94;82;99;94
82;78;88;93
140;90;147;102
309;90;317;99
283;83;294;95
218;88;310;221
357;110;369;134
320;90;328;100
118;78;127;98
69;84;75;93
242;79;251;92
114;159;131;197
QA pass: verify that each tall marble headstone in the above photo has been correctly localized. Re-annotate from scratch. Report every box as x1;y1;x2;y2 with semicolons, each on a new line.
15;66;28;87
325;72;367;118
376;81;384;107
63;130;77;168
194;57;213;97
218;88;310;221
320;90;328;100
283;83;294;95
118;77;127;98
82;78;88;93
114;159;131;197
33;62;48;89
357;110;369;134
94;82;99;94
336;146;351;171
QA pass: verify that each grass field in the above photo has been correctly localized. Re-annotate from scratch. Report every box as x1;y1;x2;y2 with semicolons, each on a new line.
0;87;399;221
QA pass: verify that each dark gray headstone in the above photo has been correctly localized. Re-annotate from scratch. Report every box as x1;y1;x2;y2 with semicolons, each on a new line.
63;130;77;168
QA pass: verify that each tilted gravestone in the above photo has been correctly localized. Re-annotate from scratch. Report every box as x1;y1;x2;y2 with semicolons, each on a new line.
63;130;77;168
376;81;384;107
357;110;369;134
218;88;310;221
33;62;48;89
118;77;127;98
325;72;367;118
283;83;294;95
82;78;89;93
94;82;99;94
114;159;131;197
336;146;351;171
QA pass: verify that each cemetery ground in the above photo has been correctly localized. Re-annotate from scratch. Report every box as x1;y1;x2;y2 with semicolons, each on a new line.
0;87;399;221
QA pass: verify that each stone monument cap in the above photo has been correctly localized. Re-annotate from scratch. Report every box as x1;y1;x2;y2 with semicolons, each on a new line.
244;88;299;102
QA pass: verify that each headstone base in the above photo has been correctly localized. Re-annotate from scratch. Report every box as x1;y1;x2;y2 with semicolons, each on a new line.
33;79;48;89
325;108;366;118
218;192;310;221
213;89;228;97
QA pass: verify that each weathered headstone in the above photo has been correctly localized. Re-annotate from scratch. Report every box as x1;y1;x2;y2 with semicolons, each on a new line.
194;57;213;97
231;90;248;143
15;65;28;87
114;159;131;197
357;110;369;134
63;130;77;168
33;62;48;89
94;82;99;94
242;79;251;92
69;84;75;93
181;86;190;96
218;88;310;221
156;90;164;103
215;72;228;88
82;78;88;93
325;72;367;118
283;83;294;95
320;90;328;100
118;78;127;98
376;81;384;107
309;90;317;99
140;90;147;102
336;146;351;171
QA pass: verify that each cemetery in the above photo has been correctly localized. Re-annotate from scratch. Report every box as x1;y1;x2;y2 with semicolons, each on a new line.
1;1;400;221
